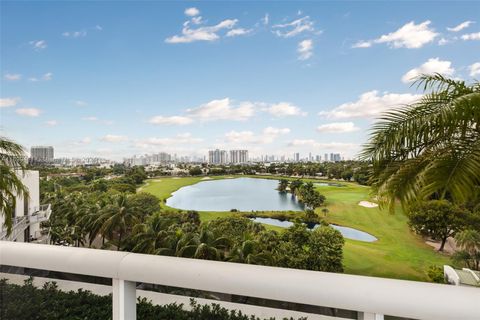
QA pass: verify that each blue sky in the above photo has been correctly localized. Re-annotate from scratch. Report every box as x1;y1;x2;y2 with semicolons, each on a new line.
1;1;479;160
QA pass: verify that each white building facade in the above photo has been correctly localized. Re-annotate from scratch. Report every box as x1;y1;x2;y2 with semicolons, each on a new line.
0;170;50;242
229;150;248;164
208;149;227;164
30;146;54;163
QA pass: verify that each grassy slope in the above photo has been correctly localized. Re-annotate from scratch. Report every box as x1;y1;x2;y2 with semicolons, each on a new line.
142;176;450;281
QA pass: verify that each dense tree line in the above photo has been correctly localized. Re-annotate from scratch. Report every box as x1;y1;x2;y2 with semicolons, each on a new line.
44;189;344;272
0;278;305;320
40;166;147;201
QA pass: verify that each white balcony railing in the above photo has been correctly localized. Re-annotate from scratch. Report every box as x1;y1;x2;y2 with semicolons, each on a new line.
1;241;479;320
0;204;51;241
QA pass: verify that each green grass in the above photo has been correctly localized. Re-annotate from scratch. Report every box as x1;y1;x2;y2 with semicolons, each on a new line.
142;175;450;281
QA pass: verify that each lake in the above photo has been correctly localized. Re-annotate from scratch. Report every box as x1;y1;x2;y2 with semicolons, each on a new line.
251;217;378;242
166;177;305;211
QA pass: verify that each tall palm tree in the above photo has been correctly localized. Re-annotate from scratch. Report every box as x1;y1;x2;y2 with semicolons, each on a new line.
177;227;231;260
361;74;480;211
227;238;272;265
0;137;29;235
130;213;178;254
97;193;140;250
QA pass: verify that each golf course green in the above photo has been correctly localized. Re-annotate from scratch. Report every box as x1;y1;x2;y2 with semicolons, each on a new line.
142;175;450;281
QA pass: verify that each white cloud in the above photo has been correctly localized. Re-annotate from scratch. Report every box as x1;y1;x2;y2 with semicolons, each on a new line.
148;115;193;125
272;16;317;38
438;38;450;46
353;21;438;49
461;32;480;41
186;98;255;121
317;122;359;133
0;97;21;108
469;62;480;77
101;134;128;143
297;39;313;60
16;108;41;117
45;120;58;126
62;30;87;38
447;21;474;32
352;41;372;48
28;72;53;82
225;127;290;144
184;7;200;17
226;28;252;37
136;133;203;148
4;73;21;81
74;100;88;107
401;58;454;83
42;72;53;81
319;90;421;119
82;116;98;121
74;137;92;145
29;40;47;51
262;13;269;25
266;102;306;117
166;19;238;43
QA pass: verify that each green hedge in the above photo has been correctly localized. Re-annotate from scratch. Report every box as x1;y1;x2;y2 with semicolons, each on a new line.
0;278;305;320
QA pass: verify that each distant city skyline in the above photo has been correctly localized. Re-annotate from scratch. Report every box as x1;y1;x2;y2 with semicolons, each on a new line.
1;2;479;160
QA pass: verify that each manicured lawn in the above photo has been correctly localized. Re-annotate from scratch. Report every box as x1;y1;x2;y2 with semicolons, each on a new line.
142;175;450;281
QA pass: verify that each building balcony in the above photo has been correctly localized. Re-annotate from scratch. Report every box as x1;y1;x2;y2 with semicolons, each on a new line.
0;204;51;241
1;241;479;320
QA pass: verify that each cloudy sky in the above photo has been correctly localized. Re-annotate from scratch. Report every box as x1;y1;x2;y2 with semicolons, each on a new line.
1;1;479;160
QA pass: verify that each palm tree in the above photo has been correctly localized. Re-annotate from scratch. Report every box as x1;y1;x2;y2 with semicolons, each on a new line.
321;208;329;217
97;193;140;250
0;137;29;235
455;229;480;270
227;238;272;265
361;74;480;211
177;227;231;260
277;179;289;192
289;180;304;195
130;213;177;254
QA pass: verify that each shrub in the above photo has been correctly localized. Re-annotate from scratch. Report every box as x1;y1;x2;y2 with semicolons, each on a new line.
0;278;305;320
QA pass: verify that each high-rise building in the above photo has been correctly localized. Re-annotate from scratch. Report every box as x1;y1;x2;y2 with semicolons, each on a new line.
208;149;227;164
30;146;54;163
324;153;329;162
330;153;341;162
229;150;248;164
294;153;300;162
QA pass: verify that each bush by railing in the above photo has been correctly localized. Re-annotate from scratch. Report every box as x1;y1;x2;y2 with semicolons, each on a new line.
0;278;305;320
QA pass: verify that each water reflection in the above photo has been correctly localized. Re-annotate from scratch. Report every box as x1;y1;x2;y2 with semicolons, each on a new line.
251;217;377;242
167;178;305;212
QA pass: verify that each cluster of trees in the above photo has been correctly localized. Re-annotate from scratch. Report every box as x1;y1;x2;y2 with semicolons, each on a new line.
40;166;147;201
1;278;306;320
278;180;326;210
408;200;480;270
44;190;344;272
363;75;480;270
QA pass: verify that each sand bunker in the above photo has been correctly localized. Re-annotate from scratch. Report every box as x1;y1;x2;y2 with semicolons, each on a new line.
358;201;379;208
172;177;180;179
201;177;212;180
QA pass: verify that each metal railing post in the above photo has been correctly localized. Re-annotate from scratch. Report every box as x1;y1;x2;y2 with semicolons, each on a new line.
358;312;384;320
112;278;136;320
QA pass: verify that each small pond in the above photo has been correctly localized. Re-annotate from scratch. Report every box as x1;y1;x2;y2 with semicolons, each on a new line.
166;178;305;212
251;217;378;242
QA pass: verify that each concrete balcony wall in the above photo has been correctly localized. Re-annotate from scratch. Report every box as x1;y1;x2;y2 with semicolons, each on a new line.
1;242;479;320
